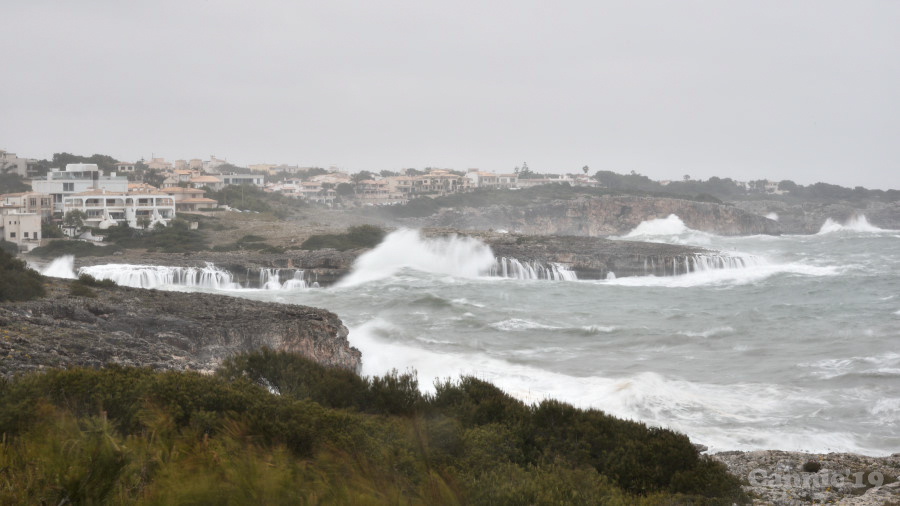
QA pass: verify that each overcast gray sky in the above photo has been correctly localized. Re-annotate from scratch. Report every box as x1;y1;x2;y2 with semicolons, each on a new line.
2;1;898;189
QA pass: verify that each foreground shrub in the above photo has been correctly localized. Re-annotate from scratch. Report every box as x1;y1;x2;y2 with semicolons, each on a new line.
0;353;747;504
0;247;45;302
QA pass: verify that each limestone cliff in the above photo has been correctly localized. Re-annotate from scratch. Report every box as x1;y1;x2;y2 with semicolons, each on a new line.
423;196;781;236
0;278;360;378
733;200;900;234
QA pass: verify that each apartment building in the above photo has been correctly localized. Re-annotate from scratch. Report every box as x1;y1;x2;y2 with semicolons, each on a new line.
62;188;176;229
31;163;129;214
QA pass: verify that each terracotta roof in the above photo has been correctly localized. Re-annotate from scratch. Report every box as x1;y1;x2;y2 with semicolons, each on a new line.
161;186;204;194
190;176;222;183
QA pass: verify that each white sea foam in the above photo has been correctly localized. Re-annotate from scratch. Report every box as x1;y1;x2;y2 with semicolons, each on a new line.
490;318;560;331
677;326;735;338
348;317;879;454
602;262;840;288
39;255;77;279
338;229;496;286
765;212;779;221
817;215;889;234
580;325;618;334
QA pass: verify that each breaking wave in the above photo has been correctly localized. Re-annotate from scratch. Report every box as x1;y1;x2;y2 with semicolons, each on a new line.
338;228;577;286
37;255;77;279
621;214;715;245
348;316;877;454
817;215;888;234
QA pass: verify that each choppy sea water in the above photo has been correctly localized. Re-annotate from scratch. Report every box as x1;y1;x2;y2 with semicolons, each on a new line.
47;216;900;455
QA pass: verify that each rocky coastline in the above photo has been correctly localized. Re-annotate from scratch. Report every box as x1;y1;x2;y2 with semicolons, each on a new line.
0;278;360;378
46;229;735;284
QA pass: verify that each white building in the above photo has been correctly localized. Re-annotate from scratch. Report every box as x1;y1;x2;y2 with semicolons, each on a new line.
0;208;42;252
32;163;129;214
220;173;265;187
62;188;176;229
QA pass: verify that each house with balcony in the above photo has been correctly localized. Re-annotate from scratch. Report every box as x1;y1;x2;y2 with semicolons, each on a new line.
62;188;176;230
31;163;129;214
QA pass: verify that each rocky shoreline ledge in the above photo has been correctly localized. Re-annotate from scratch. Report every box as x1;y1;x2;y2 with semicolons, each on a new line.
0;278;360;378
51;230;726;284
713;450;900;505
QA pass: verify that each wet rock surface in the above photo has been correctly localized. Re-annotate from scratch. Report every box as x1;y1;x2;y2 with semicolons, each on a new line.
0;278;360;378
714;450;900;505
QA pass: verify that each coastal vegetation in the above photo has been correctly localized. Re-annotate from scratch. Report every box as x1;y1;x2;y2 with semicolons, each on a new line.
0;350;746;504
0;247;45;302
203;184;308;218
376;185;727;220
300;225;386;251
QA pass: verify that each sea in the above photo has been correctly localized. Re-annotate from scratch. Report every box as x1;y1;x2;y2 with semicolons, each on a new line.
40;214;900;456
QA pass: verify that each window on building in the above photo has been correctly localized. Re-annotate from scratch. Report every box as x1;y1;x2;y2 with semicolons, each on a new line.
63;183;74;191
23;232;28;238
9;232;15;238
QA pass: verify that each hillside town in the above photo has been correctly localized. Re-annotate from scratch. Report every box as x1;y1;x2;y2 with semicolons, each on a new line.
1;149;798;253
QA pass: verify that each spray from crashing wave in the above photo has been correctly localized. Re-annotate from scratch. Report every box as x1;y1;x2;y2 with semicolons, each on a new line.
38;255;77;279
817;215;888;234
338;229;578;286
621;214;713;245
337;229;497;286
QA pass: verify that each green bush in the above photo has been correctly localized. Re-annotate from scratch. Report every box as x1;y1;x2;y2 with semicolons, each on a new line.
29;240;121;258
99;220;208;253
300;225;386;251
0;247;45;302
77;273;117;288
69;282;97;298
0;239;18;255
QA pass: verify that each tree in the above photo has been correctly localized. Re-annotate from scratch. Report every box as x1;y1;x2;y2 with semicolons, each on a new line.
582;165;589;175
336;183;355;196
517;162;536;179
380;170;400;178
63;210;87;234
351;171;374;184
683;174;691;181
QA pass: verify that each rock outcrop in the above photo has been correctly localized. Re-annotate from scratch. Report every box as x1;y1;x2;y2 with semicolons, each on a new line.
474;232;717;279
0;278;360;378
422;196;781;236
